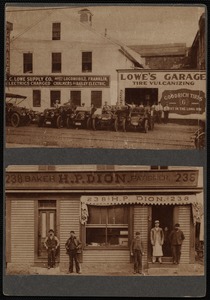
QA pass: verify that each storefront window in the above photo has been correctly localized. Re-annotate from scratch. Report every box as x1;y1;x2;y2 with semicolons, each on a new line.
86;206;129;247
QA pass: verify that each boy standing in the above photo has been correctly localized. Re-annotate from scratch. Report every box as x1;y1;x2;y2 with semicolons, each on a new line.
130;231;144;274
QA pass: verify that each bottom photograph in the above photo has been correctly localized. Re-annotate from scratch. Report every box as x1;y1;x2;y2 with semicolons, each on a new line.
5;165;204;276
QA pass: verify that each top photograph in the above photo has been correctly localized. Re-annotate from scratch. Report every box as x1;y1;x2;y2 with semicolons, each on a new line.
5;5;206;149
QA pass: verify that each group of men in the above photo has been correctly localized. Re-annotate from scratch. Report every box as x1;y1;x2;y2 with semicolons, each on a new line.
130;221;185;274
44;221;184;275
44;230;82;274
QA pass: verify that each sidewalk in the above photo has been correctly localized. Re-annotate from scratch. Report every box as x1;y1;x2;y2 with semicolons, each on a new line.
27;263;204;276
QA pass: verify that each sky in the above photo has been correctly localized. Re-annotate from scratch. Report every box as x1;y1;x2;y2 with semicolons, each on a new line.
6;5;205;47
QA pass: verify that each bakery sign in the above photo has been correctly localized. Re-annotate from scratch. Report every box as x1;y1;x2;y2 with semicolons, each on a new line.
161;89;206;115
6;75;110;88
6;170;198;190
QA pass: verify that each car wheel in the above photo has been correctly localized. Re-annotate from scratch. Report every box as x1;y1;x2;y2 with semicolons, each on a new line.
56;115;63;128
66;117;72;129
92;118;97;130
38;116;44;127
144;119;149;133
26;115;31;126
114;119;118;132
11;113;20;127
122;119;126;132
87;117;91;129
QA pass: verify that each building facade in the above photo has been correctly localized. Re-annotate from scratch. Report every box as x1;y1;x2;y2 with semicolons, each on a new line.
129;43;188;70
187;12;206;70
6;8;144;111
5;165;204;274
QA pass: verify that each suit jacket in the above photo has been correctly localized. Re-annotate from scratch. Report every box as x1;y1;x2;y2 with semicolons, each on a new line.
130;237;144;254
65;236;82;253
169;229;185;245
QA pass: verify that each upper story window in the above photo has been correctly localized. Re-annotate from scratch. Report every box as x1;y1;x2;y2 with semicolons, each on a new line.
52;23;61;40
23;53;33;73
151;166;168;170
52;53;61;73
82;52;92;72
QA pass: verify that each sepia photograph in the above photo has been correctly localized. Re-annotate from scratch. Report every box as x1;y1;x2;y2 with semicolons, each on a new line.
5;165;204;277
5;4;206;149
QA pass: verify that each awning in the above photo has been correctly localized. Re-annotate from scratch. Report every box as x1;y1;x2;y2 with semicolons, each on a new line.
80;194;203;224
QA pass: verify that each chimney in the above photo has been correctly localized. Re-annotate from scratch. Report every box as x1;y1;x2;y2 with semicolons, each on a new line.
78;9;93;26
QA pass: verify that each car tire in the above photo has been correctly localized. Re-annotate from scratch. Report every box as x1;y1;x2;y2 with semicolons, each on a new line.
144;119;149;133
38;117;44;127
56;115;63;128
26;115;31;126
66;117;71;129
122;119;126;132
114;119;118;132
92;118;96;131
150;118;154;130
11;113;20;127
87;117;91;129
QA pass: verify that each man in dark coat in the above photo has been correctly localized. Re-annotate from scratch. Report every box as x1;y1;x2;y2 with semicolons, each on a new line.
44;229;60;269
169;223;185;264
130;231;144;274
65;231;82;274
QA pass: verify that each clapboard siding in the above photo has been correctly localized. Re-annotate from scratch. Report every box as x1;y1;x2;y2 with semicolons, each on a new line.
83;250;130;263
134;205;148;264
178;205;191;264
59;198;80;263
11;200;34;263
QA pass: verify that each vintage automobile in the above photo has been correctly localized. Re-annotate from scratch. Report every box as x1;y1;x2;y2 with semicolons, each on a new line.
192;118;205;150
38;103;74;128
91;107;118;131
5;93;32;127
66;106;92;129
114;105;130;132
124;107;149;133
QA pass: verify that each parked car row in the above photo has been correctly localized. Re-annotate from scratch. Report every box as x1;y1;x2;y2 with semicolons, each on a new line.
5;94;154;133
37;104;154;133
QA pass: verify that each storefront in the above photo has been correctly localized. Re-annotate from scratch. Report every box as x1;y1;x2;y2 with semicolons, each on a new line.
5;167;203;273
117;70;206;122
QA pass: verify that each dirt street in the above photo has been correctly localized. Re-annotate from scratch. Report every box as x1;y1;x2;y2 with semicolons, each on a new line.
6;123;197;149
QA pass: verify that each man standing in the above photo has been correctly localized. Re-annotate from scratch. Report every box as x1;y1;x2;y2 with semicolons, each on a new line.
163;102;170;124
150;220;164;263
155;101;163;123
44;229;60;269
65;231;82;274
169;223;185;264
130;231;144;274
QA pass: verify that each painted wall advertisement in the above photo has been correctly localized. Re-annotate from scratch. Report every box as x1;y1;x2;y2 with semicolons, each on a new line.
118;70;206;117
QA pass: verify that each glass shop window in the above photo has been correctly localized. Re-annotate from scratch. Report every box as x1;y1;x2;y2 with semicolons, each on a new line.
86;206;129;247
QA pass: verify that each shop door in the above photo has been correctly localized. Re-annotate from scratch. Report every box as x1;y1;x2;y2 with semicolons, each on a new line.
150;205;174;258
38;210;56;258
125;88;158;106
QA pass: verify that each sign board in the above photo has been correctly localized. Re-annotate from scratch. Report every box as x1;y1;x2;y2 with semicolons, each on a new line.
161;89;205;115
6;75;110;88
117;70;206;117
6;170;198;190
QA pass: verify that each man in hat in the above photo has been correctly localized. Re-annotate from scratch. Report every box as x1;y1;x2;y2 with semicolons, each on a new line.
44;229;60;269
169;224;185;264
65;231;82;274
150;220;164;263
130;231;144;274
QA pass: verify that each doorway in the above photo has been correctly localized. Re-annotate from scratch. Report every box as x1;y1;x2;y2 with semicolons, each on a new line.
38;200;57;259
125;88;158;106
151;205;174;257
